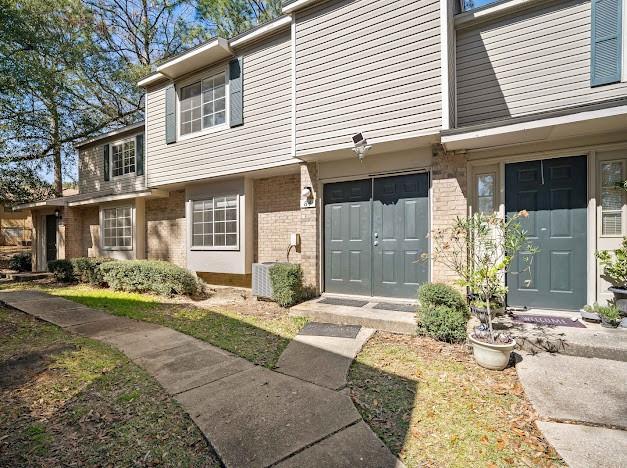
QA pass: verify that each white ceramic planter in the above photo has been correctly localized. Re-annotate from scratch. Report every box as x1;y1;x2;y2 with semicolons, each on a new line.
468;334;516;371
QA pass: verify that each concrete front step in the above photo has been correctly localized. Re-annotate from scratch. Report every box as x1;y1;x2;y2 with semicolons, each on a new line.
4;272;53;282
290;299;416;335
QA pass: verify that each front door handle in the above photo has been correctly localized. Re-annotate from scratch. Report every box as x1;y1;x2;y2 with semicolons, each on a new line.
374;232;379;238
374;241;379;246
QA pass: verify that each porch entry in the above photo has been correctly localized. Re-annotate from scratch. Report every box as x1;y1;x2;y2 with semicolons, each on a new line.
505;155;587;310
323;173;429;299
45;214;58;264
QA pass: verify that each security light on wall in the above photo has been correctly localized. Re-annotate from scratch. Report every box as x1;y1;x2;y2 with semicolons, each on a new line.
352;132;372;161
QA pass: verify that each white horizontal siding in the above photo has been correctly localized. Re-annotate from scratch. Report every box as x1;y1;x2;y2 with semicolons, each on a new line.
295;0;441;155
78;131;146;195
456;0;627;127
145;31;295;187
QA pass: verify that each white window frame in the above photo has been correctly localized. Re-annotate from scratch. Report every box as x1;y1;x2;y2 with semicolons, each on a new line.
109;137;136;179
189;194;239;251
474;171;497;214
177;67;229;141
599;159;626;238
100;205;133;251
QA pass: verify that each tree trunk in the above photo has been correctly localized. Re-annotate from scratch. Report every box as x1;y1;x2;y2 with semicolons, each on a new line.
49;91;63;196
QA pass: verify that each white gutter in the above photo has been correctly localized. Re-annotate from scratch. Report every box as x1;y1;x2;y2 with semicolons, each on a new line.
137;73;167;88
67;189;169;207
231;16;292;48
13;198;66;211
282;0;319;14
156;38;232;79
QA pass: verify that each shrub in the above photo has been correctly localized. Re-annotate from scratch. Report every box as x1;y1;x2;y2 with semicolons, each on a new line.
71;257;114;286
48;259;75;282
98;260;200;296
9;252;32;272
269;263;303;307
418;282;467;315
417;304;468;343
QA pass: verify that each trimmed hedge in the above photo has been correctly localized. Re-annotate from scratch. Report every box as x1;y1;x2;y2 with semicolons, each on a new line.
48;259;74;282
98;260;201;296
269;263;303;307
71;257;114;286
418;282;467;314
417;304;468;343
9;252;32;272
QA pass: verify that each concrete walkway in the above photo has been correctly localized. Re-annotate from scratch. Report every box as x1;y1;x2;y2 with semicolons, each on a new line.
516;352;627;468
0;290;402;468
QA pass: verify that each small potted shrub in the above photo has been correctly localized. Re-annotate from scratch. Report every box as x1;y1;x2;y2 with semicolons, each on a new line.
584;303;621;328
596;238;627;316
428;211;537;370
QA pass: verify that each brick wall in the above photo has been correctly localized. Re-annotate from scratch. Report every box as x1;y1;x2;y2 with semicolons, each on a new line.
145;190;186;267
59;206;99;259
253;174;301;264
299;163;320;291
431;154;468;285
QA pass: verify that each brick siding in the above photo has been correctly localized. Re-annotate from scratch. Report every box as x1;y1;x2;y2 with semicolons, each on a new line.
145;190;186;267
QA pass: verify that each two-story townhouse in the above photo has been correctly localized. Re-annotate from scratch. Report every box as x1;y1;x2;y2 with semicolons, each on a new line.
18;0;627;312
441;0;627;310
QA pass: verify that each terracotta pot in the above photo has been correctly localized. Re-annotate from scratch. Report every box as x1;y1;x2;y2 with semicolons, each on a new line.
468;334;516;371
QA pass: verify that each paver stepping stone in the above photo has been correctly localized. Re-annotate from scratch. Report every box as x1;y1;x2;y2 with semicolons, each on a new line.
0;290;50;304
20;304;112;328
101;327;197;359
276;421;402;468
517;353;627;428
276;326;374;390
5;297;91;315
66;316;161;339
175;366;361;468
537;421;627;468
135;341;253;394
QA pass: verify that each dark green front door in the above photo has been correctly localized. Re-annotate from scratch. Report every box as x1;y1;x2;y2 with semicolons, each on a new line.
324;173;429;298
45;214;57;264
505;156;587;310
372;174;429;298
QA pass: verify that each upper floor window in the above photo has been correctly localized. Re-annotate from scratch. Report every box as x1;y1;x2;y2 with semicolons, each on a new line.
180;72;226;136
461;0;503;12
111;138;135;177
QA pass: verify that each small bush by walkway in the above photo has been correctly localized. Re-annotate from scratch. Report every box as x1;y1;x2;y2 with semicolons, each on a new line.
0;307;219;466
348;333;564;467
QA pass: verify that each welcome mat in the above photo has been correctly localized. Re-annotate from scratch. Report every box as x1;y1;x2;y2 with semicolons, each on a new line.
373;302;416;313
318;297;369;307
513;314;586;328
299;322;362;339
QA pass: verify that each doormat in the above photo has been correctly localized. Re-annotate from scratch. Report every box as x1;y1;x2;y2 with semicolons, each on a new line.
512;314;586;328
299;322;362;339
318;297;369;307
373;302;416;313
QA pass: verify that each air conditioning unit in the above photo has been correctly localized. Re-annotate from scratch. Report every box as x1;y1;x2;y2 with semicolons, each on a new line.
252;262;277;299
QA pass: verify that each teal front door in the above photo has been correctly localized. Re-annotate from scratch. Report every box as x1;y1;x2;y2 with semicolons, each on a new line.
505;156;587;310
323;173;429;298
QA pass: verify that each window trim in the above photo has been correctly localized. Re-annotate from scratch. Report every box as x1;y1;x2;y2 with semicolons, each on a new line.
177;67;229;141
189;194;240;251
599;159;626;238
100;205;134;251
109;137;136;179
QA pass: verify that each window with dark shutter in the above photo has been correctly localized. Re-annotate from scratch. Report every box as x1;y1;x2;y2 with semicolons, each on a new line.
591;0;623;86
229;57;243;127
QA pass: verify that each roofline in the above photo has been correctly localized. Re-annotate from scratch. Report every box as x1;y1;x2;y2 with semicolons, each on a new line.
67;189;168;207
282;0;319;14
137;15;292;88
74;121;145;149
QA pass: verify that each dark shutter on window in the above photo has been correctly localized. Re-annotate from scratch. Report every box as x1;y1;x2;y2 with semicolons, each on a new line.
229;57;243;127
135;133;144;176
103;144;110;181
591;0;623;86
165;84;177;144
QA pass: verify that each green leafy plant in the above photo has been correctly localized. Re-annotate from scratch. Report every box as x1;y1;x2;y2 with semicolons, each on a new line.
418;282;467;313
47;259;74;282
417;304;468;343
269;263;303;307
596;238;627;289
71;257;114;286
426;211;537;344
98;260;201;297
584;303;621;327
9;252;31;272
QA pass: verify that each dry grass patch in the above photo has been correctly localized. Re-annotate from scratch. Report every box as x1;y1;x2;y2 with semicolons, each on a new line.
348;333;563;468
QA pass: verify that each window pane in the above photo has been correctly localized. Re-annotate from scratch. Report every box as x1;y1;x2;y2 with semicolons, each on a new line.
193;234;204;246
476;174;495;213
602;162;623;187
190;195;238;248
478;197;494;214
214;234;225;246
214;111;225;126
603;213;622;236
226;234;237;246
102;206;132;248
180;82;202;135
226;221;237;233
602;190;623;211
214;222;225;234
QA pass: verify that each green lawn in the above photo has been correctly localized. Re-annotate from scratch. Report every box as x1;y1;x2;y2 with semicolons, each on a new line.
4;283;306;368
0;307;219;466
349;333;564;468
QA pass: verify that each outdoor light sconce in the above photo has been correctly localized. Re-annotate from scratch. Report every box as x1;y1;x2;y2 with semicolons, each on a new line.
301;186;315;208
54;208;62;221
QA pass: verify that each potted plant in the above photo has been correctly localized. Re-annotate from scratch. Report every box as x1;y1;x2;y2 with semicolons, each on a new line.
596;238;627;316
428;211;537;370
591;304;621;328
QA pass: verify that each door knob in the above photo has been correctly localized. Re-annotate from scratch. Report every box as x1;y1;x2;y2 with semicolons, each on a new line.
374;232;379;238
374;241;379;246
